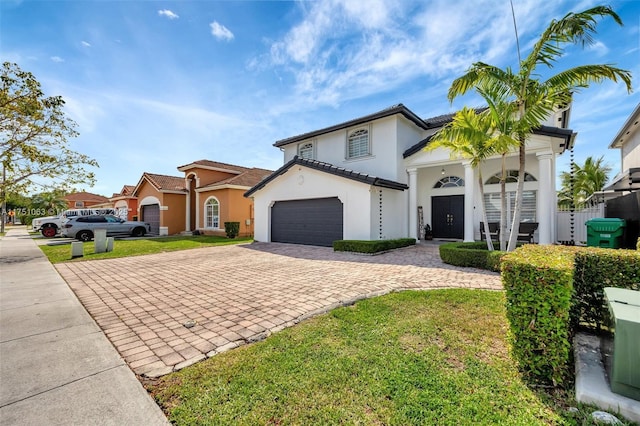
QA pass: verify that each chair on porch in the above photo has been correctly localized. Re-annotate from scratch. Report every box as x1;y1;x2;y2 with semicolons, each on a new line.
479;222;500;242
517;222;538;243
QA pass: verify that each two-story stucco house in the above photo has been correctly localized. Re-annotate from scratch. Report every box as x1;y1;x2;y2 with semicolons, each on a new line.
245;104;575;247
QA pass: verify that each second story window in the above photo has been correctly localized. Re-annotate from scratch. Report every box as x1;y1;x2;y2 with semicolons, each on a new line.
347;128;369;159
298;142;314;160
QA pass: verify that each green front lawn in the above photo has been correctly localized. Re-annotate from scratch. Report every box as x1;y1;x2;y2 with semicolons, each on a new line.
39;235;252;263
148;290;599;425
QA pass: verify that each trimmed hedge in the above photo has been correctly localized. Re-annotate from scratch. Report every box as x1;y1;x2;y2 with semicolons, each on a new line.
439;242;504;272
502;245;576;386
224;222;240;239
571;247;640;332
333;238;416;253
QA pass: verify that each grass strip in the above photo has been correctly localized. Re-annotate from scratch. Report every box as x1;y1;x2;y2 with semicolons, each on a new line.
39;235;252;263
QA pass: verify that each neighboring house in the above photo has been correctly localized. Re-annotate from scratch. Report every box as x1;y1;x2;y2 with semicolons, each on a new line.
132;161;272;236
110;185;138;221
246;104;575;247
133;173;187;236
64;191;111;209
604;102;640;193
603;102;640;248
177;160;272;237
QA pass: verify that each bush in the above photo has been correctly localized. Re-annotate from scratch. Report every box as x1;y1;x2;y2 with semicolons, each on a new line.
502;245;575;386
571;247;640;332
333;238;415;253
439;242;504;272
224;222;240;239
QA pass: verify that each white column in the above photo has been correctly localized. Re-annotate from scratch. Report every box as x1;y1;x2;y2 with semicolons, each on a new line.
463;161;475;242
185;178;192;232
537;152;553;245
408;168;418;240
195;191;200;230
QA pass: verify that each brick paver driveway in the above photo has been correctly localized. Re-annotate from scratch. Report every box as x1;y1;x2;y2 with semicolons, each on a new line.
55;242;502;377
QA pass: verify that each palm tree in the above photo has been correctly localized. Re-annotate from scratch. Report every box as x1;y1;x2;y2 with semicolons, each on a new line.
558;155;611;207
426;107;505;250
447;6;632;251
32;190;67;216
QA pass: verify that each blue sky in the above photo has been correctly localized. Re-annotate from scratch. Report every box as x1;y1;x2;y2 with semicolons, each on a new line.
1;0;639;197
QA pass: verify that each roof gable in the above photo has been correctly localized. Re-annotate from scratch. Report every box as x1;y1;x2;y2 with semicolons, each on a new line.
198;168;274;191
177;159;249;174
273;104;428;148
244;157;407;197
64;191;110;203
133;172;187;195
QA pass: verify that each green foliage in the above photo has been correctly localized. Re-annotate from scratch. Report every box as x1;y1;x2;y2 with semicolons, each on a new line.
571;248;640;332
448;6;632;251
39;235;252;263
439;242;504;272
333;238;415;253
1;62;98;202
501;245;575;386
558;156;612;208
637;237;640;250
224;222;240;239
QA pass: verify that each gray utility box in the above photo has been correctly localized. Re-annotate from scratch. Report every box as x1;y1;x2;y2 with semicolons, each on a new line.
603;287;640;401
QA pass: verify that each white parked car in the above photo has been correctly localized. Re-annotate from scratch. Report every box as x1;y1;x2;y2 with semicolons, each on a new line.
61;215;151;241
32;208;117;237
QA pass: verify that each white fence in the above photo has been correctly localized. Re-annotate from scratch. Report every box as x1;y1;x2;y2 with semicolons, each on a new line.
556;204;605;245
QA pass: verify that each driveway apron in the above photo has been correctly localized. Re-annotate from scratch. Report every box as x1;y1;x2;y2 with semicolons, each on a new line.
54;242;502;377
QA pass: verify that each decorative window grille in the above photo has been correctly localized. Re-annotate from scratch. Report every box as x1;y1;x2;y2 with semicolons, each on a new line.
347;128;369;159
298;142;314;160
485;170;537;184
434;176;465;188
205;198;219;228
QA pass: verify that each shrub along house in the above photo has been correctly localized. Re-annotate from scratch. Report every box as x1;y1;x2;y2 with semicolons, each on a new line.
245;104;575;247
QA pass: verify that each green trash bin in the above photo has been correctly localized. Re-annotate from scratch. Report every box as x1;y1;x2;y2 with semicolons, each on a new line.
585;218;626;248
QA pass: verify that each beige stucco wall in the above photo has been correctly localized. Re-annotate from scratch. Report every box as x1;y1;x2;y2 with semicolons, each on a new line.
198;188;254;237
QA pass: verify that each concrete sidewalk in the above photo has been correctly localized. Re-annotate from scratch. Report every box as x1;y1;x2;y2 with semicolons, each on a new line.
0;227;168;425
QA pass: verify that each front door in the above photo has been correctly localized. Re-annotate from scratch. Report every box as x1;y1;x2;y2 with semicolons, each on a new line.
431;195;464;239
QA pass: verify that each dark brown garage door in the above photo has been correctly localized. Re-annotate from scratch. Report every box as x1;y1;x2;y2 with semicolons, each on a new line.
141;204;160;235
271;197;343;247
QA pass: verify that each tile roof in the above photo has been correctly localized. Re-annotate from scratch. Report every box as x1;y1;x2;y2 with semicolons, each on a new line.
64;191;110;203
198;168;274;190
143;173;187;192
402;107;575;158
177;159;249;173
273;104;429;147
111;185;136;198
244;157;407;197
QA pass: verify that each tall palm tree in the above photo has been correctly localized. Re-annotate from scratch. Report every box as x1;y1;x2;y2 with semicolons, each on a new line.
447;6;632;251
558;155;611;207
426;107;508;250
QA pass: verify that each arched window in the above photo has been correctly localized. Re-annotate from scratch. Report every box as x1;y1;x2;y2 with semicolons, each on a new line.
485;170;537;184
205;197;219;228
298;142;314;160
347;128;369;159
434;176;465;188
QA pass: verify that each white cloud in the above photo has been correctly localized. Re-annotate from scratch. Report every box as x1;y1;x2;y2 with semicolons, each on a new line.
158;9;179;20
50;56;64;63
210;21;234;41
81;41;91;47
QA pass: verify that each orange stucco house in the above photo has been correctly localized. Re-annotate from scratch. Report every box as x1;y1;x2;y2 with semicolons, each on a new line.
178;160;272;237
109;185;138;221
133;173;188;236
131;160;272;236
64;191;111;209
